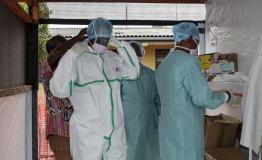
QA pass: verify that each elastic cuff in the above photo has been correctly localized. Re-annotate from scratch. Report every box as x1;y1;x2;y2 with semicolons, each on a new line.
224;91;231;102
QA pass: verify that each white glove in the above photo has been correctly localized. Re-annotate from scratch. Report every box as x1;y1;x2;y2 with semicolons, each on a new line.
226;91;242;106
223;91;231;102
108;36;121;48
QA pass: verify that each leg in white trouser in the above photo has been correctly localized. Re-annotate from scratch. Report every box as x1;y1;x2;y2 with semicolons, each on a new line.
70;136;106;160
260;137;262;160
103;127;127;160
103;144;127;160
249;148;252;160
259;146;261;160
70;123;107;160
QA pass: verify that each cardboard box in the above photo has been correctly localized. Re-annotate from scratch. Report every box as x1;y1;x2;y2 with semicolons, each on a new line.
204;114;241;149
205;148;244;160
199;53;238;74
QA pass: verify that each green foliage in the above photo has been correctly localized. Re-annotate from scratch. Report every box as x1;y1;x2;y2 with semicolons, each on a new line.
38;2;51;65
18;2;29;14
39;2;50;19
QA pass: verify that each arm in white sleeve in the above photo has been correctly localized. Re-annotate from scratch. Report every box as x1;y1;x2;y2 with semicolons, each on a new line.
50;49;78;98
117;41;140;80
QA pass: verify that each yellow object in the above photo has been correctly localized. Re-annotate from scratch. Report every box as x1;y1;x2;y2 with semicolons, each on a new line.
199;55;212;70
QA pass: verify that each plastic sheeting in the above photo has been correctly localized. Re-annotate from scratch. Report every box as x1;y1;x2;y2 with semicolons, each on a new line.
47;2;206;20
206;0;262;154
205;0;262;78
0;92;32;160
240;34;262;155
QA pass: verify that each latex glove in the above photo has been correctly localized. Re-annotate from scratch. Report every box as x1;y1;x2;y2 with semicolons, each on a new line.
223;91;231;103
227;92;242;106
109;36;121;48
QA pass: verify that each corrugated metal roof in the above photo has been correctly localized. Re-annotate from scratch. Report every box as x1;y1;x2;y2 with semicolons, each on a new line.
48;27;174;39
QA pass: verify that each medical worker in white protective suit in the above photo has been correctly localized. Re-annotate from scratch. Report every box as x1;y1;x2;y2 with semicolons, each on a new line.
50;18;140;160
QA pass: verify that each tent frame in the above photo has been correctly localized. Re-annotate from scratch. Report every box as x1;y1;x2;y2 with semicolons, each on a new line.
40;18;205;26
41;0;207;3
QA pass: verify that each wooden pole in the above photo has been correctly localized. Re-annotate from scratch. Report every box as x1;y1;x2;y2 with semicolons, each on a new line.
0;0;32;23
42;0;207;3
31;0;39;23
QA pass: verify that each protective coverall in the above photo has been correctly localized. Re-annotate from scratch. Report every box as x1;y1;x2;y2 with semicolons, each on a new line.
50;40;140;160
155;50;225;160
121;64;161;160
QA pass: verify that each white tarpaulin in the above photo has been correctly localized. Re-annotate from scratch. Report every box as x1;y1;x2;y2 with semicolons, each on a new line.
205;0;262;78
0;92;32;160
47;2;206;20
241;34;262;155
206;0;262;154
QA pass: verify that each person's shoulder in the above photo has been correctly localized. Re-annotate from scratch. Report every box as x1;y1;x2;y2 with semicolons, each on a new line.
182;56;201;74
185;55;199;65
175;51;199;65
63;42;93;61
71;41;90;55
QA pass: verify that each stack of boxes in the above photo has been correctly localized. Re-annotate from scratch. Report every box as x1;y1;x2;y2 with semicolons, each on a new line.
199;53;238;81
200;53;245;159
204;114;244;160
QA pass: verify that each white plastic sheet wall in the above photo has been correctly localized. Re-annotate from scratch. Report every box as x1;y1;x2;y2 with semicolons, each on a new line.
0;92;32;160
205;0;262;154
240;34;262;155
205;0;262;78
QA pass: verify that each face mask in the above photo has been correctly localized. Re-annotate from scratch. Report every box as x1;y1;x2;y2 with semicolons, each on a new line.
190;39;199;56
189;48;198;56
93;43;107;54
175;43;198;56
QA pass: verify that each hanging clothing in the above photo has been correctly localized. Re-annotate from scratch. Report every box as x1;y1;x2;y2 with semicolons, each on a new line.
40;60;73;137
155;50;225;160
121;64;161;160
50;41;140;160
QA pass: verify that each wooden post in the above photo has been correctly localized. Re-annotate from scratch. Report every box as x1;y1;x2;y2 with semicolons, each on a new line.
26;23;38;160
31;0;39;24
0;0;32;23
43;0;207;3
16;0;32;6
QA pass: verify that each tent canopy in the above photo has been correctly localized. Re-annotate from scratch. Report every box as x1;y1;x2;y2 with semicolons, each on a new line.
45;2;205;21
